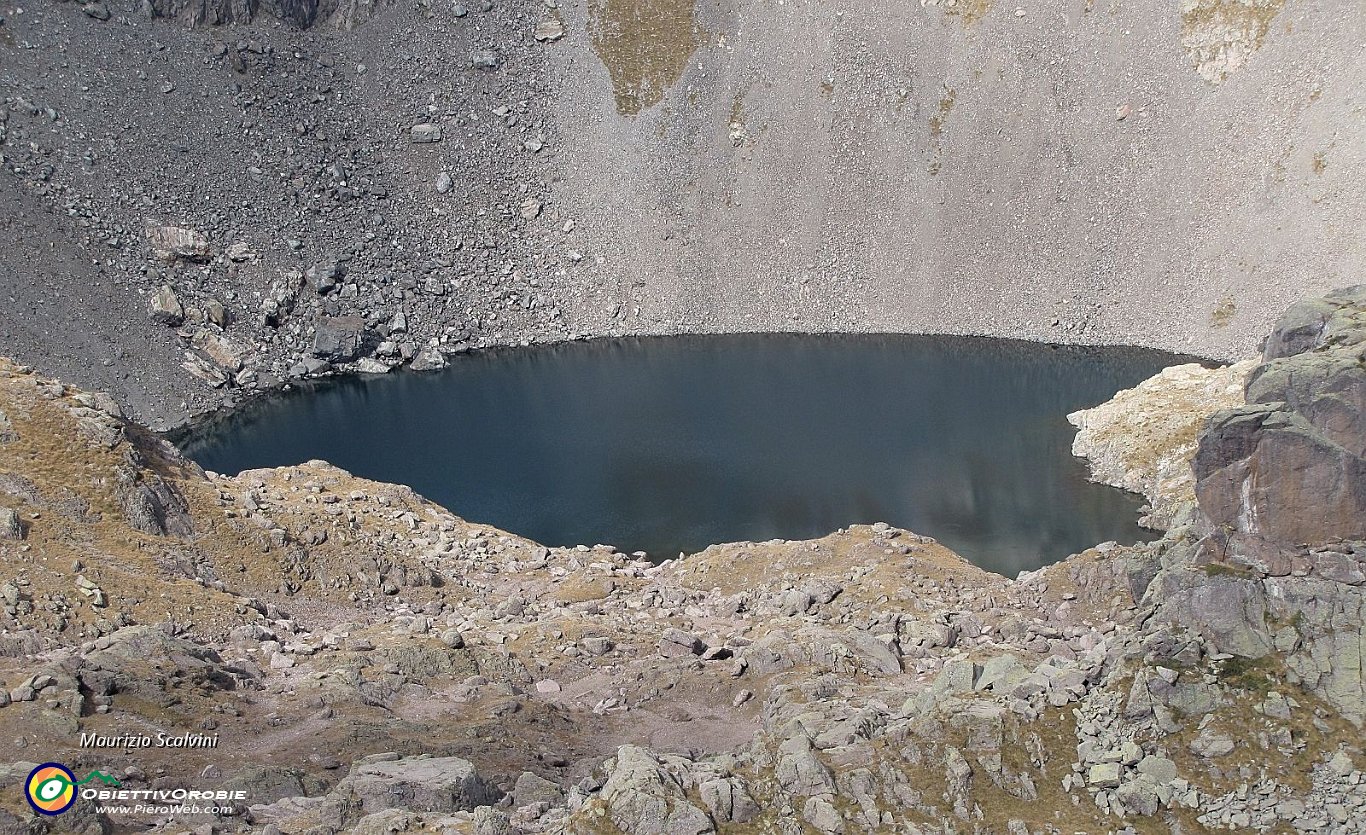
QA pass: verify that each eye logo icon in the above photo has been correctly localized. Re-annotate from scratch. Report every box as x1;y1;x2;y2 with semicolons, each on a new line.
23;764;118;815
25;763;77;815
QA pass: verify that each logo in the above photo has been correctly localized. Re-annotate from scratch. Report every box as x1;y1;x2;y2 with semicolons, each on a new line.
24;764;120;816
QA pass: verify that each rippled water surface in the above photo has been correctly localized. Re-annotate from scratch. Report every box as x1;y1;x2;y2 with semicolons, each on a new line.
182;334;1194;576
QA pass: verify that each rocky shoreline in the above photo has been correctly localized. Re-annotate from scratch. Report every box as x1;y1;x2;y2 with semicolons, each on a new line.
0;289;1363;833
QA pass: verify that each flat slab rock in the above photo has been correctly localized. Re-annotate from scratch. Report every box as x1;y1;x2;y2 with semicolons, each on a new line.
344;756;500;814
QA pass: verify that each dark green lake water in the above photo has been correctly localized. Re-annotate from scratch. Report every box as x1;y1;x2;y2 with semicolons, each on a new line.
180;334;1194;576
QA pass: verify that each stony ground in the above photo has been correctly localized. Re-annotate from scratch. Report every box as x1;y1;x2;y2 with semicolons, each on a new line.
3;0;1363;428
1;288;1364;833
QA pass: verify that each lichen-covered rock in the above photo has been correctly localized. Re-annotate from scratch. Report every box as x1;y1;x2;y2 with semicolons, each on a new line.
697;776;758;824
116;470;194;536
73;626;242;716
1262;285;1366;361
595;746;714;834
1245;346;1366;457
512;770;563;810
1149;572;1273;659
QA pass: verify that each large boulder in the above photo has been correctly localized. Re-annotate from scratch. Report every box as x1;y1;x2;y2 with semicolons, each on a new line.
77;625;241;701
341;756;499;815
596;746;713;835
191;330;251;373
115;468;194;537
312;315;367;362
1147;571;1273;659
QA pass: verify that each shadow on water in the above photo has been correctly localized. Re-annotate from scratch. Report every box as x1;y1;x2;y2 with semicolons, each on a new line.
179;334;1209;576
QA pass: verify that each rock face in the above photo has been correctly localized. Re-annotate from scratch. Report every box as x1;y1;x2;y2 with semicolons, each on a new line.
1194;404;1366;546
1132;287;1366;724
594;746;713;835
1193;285;1366;549
1261;286;1366;361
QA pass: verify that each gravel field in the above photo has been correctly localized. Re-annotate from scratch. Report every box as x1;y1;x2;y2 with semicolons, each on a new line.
1;0;1362;426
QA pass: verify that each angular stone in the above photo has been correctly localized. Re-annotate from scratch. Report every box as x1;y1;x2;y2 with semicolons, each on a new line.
182;353;228;387
776;735;835;796
512;771;563;809
306;259;347;294
803;795;843;834
1314;552;1366;585
0;508;22;541
408;346;448;372
344;756;499;814
842;629;900;675
150;285;185;326
312;316;366;362
976;654;1029;692
1136;755;1178;784
410;123;443;143
657;628;704;658
1115;778;1161;816
191;330;249;372
581;636;613;655
534;679;560;694
1189;730;1235;758
1087;762;1121;788
534;18;564;41
699;777;759;824
204;299;229;327
932;659;979;695
145;222;211;262
1328;751;1355;777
